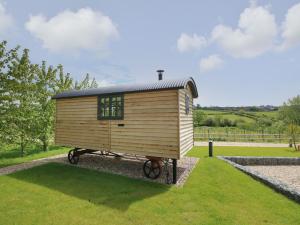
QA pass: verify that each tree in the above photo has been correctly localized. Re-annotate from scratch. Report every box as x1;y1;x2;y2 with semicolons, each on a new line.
35;61;57;151
35;63;74;151
193;110;206;127
74;73;98;90
1;48;38;155
55;64;73;93
279;95;300;150
0;41;20;145
0;41;99;155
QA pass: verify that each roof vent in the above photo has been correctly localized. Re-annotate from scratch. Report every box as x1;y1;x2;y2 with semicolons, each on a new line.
157;69;164;81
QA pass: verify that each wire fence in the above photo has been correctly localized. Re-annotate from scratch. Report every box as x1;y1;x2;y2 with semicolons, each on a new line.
194;131;291;143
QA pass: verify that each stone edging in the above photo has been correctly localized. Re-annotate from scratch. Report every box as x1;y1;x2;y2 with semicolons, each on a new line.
219;156;300;166
217;156;300;203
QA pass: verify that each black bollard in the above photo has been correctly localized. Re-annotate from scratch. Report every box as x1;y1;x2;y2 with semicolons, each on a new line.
172;159;177;184
209;140;213;157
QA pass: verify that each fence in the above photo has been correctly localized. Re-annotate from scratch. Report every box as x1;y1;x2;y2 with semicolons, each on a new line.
194;130;290;143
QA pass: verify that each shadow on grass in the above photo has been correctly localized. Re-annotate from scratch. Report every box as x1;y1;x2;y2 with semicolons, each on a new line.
8;162;170;211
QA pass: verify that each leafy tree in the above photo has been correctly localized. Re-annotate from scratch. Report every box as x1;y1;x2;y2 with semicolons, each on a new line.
279;95;300;150
74;73;98;90
193;110;206;127
0;41;100;156
1;48;38;155
55;64;73;93
0;41;19;145
35;61;57;151
35;63;74;151
203;117;215;127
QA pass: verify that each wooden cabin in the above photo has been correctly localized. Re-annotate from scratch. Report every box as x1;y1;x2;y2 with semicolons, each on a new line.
52;71;198;183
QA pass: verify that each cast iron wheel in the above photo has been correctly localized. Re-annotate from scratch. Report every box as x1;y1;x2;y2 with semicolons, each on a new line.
143;160;161;179
68;149;80;164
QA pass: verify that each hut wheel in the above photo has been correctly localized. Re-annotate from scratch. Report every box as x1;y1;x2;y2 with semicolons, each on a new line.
143;159;161;179
68;149;80;164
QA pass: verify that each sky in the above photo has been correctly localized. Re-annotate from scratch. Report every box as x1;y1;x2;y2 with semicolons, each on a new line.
1;0;300;106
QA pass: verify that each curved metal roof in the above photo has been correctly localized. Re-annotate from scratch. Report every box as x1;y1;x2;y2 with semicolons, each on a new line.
52;77;198;99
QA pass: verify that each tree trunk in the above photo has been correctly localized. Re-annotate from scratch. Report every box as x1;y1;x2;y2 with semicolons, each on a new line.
20;142;25;157
292;134;297;151
42;140;48;152
41;134;49;152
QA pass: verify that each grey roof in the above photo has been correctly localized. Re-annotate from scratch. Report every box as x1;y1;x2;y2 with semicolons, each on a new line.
52;77;198;99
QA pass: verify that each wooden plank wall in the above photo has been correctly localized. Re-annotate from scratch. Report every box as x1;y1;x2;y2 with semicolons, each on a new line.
110;90;179;159
55;96;110;150
179;86;194;157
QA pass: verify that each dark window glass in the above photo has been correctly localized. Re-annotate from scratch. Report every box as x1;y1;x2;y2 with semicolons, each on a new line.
98;95;124;120
185;94;190;115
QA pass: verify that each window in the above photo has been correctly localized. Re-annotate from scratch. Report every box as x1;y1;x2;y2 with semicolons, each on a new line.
98;95;124;120
185;93;190;115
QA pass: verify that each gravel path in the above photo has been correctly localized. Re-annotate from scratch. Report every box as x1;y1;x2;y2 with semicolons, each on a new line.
246;165;300;193
0;154;67;176
195;141;289;147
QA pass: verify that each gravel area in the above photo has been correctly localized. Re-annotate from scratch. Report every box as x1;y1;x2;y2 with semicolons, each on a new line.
246;166;300;193
0;154;67;176
219;156;300;203
1;152;198;187
57;153;198;186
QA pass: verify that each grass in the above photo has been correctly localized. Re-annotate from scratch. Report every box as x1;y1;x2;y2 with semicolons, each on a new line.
188;146;300;157
199;109;279;128
202;109;256;123
0;146;300;224
0;145;70;168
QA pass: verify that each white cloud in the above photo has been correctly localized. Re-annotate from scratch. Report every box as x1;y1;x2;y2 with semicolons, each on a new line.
97;79;114;87
279;3;300;50
211;2;277;58
199;54;223;73
0;2;13;35
177;33;207;52
25;8;118;54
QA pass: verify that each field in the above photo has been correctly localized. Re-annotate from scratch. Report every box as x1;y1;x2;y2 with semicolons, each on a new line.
1;146;300;225
200;109;278;127
194;109;290;143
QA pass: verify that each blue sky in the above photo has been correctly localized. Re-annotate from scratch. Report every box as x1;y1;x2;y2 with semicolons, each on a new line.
1;0;300;106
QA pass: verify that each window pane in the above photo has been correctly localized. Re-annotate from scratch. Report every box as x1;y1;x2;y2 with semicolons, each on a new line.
111;102;116;116
104;105;109;116
100;106;104;117
105;97;109;105
98;95;123;120
185;94;190;114
117;101;122;117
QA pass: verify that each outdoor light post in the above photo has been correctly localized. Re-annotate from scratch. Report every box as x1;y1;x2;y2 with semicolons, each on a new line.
209;140;213;157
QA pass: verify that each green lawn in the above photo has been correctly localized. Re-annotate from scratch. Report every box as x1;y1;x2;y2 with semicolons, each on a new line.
0;146;300;224
188;146;300;158
0;145;70;168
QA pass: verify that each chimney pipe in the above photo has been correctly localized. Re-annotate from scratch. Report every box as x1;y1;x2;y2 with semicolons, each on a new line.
157;69;164;81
